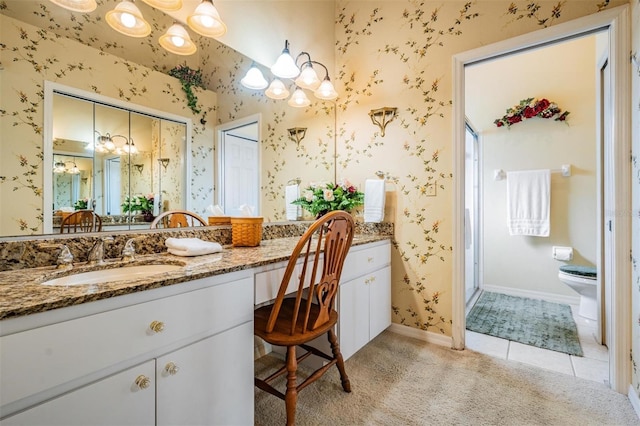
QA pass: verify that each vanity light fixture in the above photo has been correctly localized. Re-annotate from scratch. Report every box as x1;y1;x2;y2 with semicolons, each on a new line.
158;158;171;170
140;0;182;11
94;132;135;155
287;127;307;146
121;138;138;154
241;40;338;106
240;64;268;90
159;23;197;55
369;107;398;137
53;160;81;174
106;1;151;38
187;0;227;38
48;0;97;13
53;161;67;174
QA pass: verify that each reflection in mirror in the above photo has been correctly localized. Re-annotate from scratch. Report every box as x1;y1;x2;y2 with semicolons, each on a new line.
45;84;191;233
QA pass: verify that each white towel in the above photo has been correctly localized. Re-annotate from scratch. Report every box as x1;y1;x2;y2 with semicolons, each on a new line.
165;237;222;256
506;169;550;237
285;184;300;221
363;179;385;223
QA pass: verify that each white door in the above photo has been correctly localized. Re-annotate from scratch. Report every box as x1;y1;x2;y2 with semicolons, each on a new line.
601;56;612;347
217;117;260;216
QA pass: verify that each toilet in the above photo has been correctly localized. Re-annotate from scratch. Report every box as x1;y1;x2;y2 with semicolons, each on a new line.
558;265;597;320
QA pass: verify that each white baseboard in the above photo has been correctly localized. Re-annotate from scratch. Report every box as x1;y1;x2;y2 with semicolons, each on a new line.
482;285;580;306
628;385;640;420
388;323;453;348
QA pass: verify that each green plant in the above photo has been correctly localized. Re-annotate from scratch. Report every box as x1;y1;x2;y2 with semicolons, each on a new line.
121;194;154;214
494;97;569;128
292;180;364;217
169;64;205;115
73;198;88;210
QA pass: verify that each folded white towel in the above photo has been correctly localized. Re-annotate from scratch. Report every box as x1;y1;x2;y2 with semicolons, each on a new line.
165;237;222;256
364;179;385;223
507;169;550;237
285;184;300;221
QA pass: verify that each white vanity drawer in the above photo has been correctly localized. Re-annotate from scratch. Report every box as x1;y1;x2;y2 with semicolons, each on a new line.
0;275;253;408
341;240;391;282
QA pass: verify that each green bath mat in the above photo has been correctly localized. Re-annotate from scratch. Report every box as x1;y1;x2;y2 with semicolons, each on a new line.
466;291;583;356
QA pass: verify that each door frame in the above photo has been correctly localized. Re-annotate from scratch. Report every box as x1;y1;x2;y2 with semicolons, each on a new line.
452;5;631;393
215;114;262;215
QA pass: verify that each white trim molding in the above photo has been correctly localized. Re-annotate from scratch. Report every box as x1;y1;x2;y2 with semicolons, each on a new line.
629;385;640;420
388;323;453;348
451;5;631;393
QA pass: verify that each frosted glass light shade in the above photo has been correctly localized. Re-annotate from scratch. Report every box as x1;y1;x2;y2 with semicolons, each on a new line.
140;0;182;11
49;0;97;12
241;65;268;90
159;24;197;55
314;78;338;100
271;42;299;79
187;0;227;38
288;88;311;108
295;65;321;90
106;1;151;38
265;79;290;100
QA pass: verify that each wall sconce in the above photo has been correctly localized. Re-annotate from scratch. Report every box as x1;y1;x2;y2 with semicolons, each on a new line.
287;127;307;146
158;158;170;170
369;107;398;137
133;164;145;174
240;40;338;107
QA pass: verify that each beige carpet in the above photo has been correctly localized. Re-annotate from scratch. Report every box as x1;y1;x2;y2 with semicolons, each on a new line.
255;330;638;425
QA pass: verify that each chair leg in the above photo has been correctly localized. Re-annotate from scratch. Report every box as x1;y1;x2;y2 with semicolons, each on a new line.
328;329;351;392
285;345;298;426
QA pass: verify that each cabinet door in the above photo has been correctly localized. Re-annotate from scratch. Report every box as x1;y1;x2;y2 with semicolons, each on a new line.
156;321;254;426
368;266;392;339
338;276;370;361
3;361;155;426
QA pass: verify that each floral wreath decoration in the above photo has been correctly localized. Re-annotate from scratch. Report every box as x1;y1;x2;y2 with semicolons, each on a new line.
494;97;570;128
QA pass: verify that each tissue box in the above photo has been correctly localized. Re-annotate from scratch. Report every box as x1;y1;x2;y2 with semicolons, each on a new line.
230;217;263;247
208;216;231;226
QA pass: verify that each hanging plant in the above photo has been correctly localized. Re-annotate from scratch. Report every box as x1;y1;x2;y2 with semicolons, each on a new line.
169;64;205;115
494;97;570;128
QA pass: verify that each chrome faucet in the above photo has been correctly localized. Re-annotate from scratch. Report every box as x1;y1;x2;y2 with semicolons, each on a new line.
87;237;114;265
121;238;137;261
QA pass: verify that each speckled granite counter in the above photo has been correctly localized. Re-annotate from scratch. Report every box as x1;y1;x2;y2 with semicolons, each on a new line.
0;233;390;321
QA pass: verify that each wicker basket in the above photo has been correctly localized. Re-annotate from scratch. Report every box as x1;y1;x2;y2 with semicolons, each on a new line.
230;217;263;247
208;216;231;226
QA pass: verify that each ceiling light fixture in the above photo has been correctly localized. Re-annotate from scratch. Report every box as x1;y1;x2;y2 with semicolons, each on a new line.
187;0;227;38
271;40;300;79
140;0;182;11
106;1;151;38
240;64;268;90
288;88;311;108
265;79;290;100
48;0;97;13
159;23;197;55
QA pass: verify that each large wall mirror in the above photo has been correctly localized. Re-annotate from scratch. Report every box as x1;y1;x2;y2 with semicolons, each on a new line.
44;83;191;233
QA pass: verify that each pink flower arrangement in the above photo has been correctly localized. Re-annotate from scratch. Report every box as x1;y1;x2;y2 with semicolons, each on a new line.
494;97;569;128
292;179;364;217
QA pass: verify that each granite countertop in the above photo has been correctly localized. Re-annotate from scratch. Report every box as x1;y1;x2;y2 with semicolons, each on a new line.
0;234;390;321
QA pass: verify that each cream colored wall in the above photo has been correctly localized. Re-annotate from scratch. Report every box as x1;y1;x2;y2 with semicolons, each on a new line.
466;36;597;297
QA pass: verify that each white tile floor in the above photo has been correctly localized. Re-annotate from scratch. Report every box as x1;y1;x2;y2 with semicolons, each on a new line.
466;304;610;385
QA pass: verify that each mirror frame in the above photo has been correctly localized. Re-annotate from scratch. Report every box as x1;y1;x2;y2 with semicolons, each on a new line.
43;81;193;234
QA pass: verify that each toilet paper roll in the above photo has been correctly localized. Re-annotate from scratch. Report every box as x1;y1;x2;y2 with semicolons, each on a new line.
553;246;573;261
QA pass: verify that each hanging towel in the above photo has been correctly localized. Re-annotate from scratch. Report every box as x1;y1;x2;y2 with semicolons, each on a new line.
506;169;550;237
165;237;223;256
363;179;386;223
285;184;300;221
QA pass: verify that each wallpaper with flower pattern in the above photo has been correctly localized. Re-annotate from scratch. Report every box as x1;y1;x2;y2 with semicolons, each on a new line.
1;0;639;397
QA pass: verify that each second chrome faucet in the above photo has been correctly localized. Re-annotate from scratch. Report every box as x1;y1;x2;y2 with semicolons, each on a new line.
87;236;114;265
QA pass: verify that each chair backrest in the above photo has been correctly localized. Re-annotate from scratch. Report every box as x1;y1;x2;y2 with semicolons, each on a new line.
265;210;355;335
149;210;207;229
60;210;102;233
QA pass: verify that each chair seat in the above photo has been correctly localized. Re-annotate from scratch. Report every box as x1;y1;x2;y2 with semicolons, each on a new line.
255;298;338;347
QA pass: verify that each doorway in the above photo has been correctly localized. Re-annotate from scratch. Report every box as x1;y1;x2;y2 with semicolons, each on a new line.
452;6;631;393
216;115;261;216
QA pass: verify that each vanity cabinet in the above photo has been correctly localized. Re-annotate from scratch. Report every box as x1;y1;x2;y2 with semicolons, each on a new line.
0;271;254;425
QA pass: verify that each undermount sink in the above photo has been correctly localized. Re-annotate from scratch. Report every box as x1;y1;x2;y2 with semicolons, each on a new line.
41;264;183;286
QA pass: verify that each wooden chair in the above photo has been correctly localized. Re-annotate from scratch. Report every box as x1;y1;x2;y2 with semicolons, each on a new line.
60;210;102;233
149;210;207;229
254;211;355;425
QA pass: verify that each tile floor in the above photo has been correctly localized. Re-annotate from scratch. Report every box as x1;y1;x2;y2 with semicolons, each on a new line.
465;303;610;385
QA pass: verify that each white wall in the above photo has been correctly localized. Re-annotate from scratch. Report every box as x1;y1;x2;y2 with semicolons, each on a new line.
465;34;598;298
